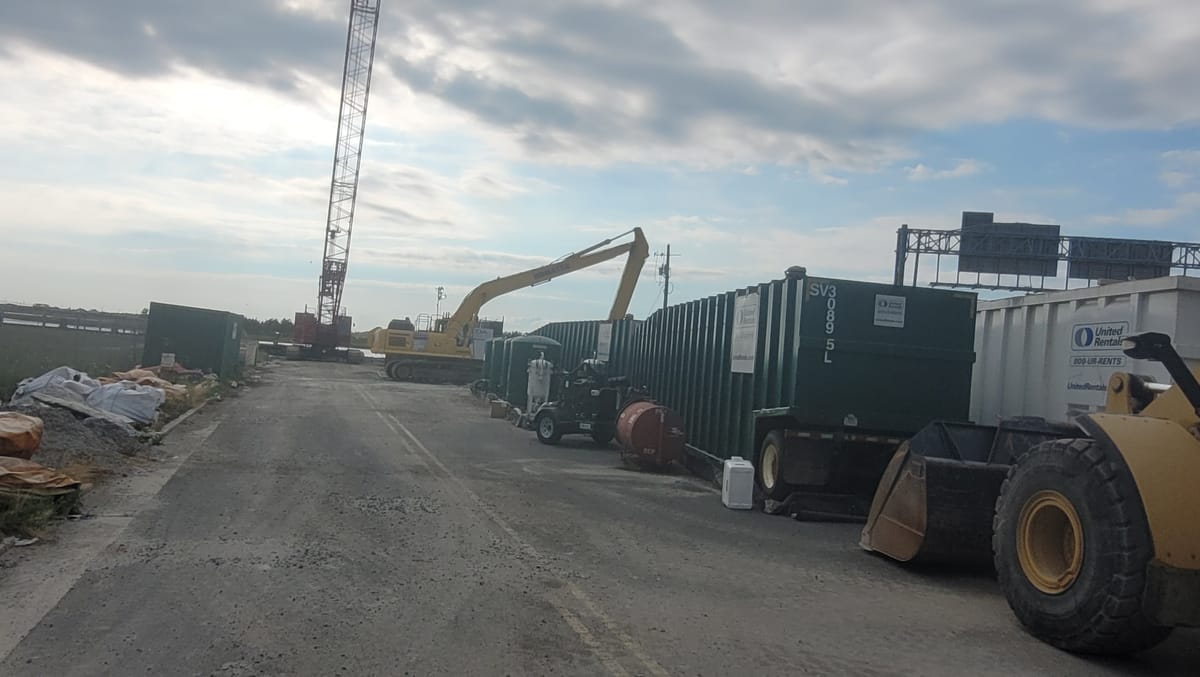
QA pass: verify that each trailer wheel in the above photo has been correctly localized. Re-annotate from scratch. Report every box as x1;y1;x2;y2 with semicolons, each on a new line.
993;438;1172;655
535;411;562;445
757;430;792;501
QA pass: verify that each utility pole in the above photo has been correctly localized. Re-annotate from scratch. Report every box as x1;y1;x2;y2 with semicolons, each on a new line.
659;244;674;311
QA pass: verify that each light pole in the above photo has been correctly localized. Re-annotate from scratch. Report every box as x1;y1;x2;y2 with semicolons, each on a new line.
436;286;446;317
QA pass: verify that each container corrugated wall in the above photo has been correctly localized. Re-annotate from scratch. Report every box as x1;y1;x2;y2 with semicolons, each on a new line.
631;283;767;461
972;275;1200;424
516;273;977;464
532;319;642;377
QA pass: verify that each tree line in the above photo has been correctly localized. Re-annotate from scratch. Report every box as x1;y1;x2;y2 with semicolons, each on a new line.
243;317;295;339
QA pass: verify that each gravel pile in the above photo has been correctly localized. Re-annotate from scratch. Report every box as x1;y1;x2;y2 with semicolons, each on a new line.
0;404;165;475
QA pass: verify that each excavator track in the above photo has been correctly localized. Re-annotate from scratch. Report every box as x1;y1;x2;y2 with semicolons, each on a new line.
383;354;482;385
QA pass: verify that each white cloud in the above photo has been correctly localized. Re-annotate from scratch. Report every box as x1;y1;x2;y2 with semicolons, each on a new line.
1;1;1199;330
809;169;850;186
378;1;1200;172
1092;191;1200;227
906;159;987;181
1159;150;1200;188
1160;170;1192;188
1163;149;1200;166
3;2;1199;177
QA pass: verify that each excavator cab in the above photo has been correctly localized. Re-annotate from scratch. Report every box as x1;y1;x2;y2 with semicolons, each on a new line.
862;332;1200;655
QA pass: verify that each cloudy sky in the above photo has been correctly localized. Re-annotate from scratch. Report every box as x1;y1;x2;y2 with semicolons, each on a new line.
2;0;1198;331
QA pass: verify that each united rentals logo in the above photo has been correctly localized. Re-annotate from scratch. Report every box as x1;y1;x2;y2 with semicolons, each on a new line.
1071;322;1128;351
1067;321;1130;400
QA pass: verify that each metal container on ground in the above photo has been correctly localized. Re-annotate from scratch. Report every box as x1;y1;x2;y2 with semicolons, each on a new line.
615;400;685;469
142;302;245;379
502;336;562;406
972;275;1200;425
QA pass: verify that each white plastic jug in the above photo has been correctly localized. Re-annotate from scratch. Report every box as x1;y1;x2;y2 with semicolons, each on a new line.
722;456;755;510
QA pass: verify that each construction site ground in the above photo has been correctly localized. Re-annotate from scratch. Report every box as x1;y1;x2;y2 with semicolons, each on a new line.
1;360;1196;676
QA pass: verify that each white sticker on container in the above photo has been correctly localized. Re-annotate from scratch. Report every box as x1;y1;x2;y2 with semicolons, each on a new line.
730;292;759;374
596;322;613;362
874;294;906;328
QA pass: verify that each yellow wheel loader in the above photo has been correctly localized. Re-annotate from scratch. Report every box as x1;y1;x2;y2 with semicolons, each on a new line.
862;332;1200;655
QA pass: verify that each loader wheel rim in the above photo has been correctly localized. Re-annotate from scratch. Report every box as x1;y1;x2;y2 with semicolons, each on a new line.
761;442;780;490
1017;490;1084;595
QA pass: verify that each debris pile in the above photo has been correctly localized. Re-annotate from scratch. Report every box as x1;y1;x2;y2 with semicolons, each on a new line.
0;410;87;538
9;364;220;432
0;362;230;538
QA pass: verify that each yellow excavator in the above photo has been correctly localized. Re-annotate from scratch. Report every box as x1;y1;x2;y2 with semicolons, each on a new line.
862;332;1200;654
370;228;649;383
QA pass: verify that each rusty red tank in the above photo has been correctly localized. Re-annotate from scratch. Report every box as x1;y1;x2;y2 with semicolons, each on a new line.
615;401;686;468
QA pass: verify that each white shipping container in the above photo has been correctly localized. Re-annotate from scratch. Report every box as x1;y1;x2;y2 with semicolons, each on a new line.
971;276;1200;425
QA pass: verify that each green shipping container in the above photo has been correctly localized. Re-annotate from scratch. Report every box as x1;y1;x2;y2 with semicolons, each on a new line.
142;302;245;380
533;270;976;471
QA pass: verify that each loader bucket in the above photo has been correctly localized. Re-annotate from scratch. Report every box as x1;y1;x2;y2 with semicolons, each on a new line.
860;419;1076;566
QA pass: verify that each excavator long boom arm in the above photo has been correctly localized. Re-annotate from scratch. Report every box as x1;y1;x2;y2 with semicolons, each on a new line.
446;228;649;344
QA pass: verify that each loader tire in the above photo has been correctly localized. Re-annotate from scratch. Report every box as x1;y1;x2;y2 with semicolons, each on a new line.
757;431;792;501
993;438;1172;655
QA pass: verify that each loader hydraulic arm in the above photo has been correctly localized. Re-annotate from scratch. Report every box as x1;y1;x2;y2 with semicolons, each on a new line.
1122;332;1200;415
444;228;649;345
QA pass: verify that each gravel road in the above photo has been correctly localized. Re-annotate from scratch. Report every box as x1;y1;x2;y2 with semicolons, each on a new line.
1;360;1196;676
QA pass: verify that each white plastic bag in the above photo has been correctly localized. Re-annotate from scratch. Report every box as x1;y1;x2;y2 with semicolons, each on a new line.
11;366;100;404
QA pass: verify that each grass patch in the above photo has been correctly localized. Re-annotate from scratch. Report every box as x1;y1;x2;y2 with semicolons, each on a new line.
0;490;80;538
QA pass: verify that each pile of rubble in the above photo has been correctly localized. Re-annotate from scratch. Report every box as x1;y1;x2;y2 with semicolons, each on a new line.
8;365;219;433
1;364;225;537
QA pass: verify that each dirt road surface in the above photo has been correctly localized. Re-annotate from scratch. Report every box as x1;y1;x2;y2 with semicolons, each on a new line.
2;360;1196;676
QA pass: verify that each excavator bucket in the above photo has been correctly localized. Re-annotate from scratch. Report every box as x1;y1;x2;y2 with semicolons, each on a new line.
861;419;1077;565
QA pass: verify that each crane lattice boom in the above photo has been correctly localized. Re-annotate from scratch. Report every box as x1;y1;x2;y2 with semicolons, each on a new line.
317;0;381;330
